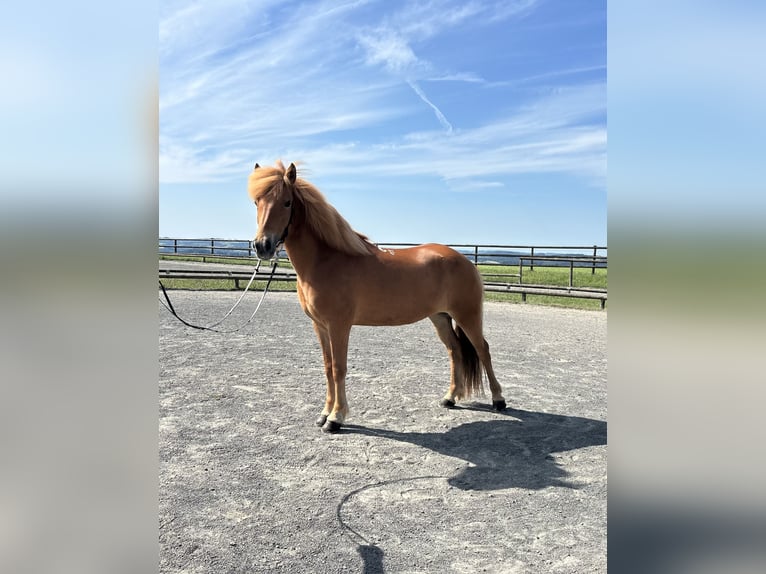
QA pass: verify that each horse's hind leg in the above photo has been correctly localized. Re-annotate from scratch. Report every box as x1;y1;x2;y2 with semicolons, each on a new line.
452;313;506;411
429;313;463;408
312;322;335;427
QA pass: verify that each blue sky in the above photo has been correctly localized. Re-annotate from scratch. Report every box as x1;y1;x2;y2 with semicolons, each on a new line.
159;0;606;246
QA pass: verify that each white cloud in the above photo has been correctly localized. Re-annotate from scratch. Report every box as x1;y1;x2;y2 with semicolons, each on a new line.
407;80;453;133
425;73;486;84
284;83;606;189
352;1;545;131
160;0;604;191
358;30;418;72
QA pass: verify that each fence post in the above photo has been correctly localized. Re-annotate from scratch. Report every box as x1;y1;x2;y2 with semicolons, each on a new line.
474;245;478;266
211;239;215;256
592;245;597;274
530;247;535;271
569;260;574;289
173;238;177;254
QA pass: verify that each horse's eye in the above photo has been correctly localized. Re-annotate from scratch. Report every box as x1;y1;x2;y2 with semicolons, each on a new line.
284;200;292;208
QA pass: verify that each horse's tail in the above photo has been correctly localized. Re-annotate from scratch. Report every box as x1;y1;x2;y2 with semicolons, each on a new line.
454;324;484;400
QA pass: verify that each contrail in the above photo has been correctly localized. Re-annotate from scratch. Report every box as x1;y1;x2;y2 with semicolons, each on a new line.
407;80;453;133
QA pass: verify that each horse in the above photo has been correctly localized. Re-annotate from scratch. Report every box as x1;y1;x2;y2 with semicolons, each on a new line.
249;160;506;433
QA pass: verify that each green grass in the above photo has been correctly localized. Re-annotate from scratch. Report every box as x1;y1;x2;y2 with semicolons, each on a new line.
159;255;295;291
159;257;607;310
478;264;607;290
479;264;607;310
159;278;298;291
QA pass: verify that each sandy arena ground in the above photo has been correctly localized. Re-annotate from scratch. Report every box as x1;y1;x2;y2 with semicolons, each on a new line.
160;291;606;573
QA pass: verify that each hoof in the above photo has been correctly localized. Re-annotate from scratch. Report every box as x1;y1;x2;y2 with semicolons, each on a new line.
440;398;456;409
322;419;342;433
315;414;328;427
492;399;507;412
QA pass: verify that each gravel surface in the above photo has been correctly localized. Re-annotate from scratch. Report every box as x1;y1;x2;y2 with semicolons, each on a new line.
160;291;607;573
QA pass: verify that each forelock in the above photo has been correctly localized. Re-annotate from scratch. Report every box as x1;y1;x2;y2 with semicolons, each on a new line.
248;163;286;201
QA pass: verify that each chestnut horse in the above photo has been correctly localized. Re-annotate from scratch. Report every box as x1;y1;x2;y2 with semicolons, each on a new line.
249;161;506;432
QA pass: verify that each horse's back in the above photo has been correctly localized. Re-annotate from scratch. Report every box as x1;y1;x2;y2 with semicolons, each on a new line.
342;243;483;326
400;243;480;282
383;243;471;268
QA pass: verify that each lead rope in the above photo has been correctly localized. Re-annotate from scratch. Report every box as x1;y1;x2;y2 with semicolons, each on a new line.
159;258;279;333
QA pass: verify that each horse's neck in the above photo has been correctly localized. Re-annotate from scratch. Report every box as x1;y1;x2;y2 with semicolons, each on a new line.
283;221;323;278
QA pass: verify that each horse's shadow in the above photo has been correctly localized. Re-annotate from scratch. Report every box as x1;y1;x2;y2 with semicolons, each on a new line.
343;406;606;491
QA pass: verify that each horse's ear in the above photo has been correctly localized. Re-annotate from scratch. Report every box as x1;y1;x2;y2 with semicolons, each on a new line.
254;162;260;170
285;162;297;184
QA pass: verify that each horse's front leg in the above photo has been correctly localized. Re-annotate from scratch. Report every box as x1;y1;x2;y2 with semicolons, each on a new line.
312;322;334;427
322;324;351;433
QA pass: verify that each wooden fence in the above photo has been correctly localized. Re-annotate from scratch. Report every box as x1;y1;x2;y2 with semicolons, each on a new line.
159;239;607;308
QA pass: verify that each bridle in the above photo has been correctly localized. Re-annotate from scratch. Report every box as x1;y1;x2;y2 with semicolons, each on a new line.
279;202;294;245
252;192;294;256
272;199;294;254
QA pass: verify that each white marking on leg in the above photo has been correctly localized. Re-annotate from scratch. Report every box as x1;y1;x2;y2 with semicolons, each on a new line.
327;411;345;424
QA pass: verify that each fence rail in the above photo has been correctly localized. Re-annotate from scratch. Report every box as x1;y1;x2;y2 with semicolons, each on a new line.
159;238;607;307
159;238;606;267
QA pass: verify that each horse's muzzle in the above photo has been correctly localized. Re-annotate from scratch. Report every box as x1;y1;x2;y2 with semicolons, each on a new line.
253;236;277;259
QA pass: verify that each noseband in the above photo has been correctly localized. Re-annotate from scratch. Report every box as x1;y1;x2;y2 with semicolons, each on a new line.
275;203;294;251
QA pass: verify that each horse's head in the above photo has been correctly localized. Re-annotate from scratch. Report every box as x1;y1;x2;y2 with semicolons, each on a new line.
248;161;297;259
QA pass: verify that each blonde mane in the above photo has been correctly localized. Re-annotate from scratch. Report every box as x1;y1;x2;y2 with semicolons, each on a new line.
248;161;375;257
